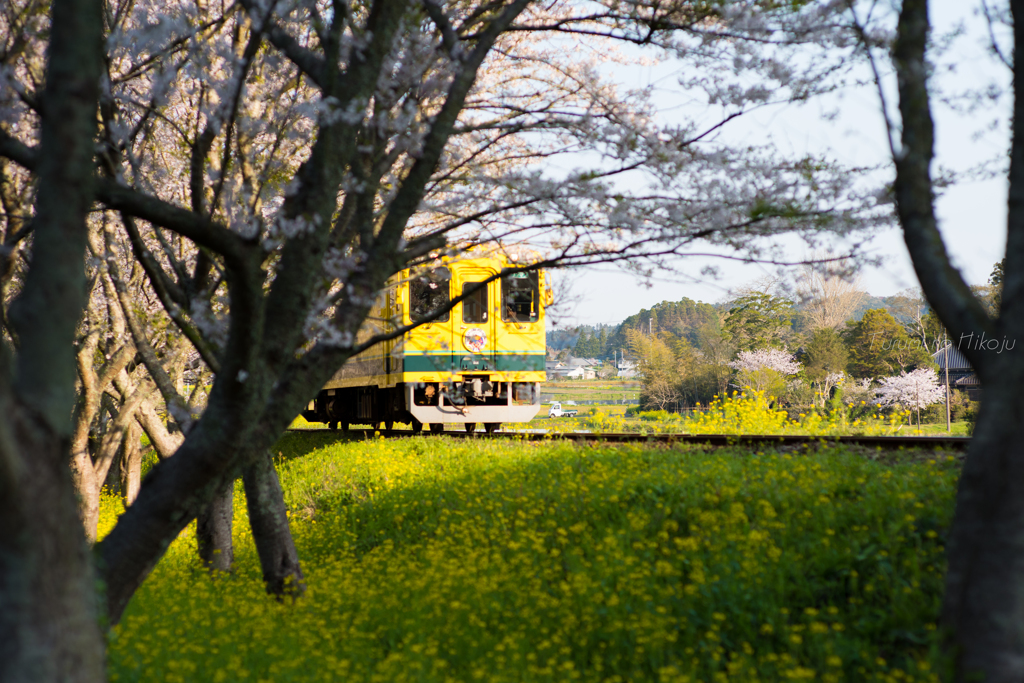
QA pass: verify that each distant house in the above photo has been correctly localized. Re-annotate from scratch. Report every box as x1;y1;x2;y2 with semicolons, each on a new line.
555;357;599;380
616;359;637;379
933;344;981;400
546;361;571;379
564;366;596;380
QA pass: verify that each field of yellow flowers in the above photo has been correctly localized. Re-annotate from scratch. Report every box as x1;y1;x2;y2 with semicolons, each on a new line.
545;392;915;437
102;434;958;682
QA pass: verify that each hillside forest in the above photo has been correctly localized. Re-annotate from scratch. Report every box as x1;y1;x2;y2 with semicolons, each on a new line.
548;263;1003;417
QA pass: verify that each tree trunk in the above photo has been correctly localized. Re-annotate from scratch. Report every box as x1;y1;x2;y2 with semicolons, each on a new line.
0;410;106;683
890;1;1024;677
196;481;234;572
121;420;142;507
942;375;1024;682
132;391;183;459
75;386;150;541
243;450;304;596
70;449;103;543
0;0;105;672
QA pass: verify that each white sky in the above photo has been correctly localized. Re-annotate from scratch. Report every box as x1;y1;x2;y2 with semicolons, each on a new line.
551;0;1010;328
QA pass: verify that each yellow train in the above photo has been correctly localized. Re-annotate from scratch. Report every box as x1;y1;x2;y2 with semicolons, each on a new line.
303;251;549;433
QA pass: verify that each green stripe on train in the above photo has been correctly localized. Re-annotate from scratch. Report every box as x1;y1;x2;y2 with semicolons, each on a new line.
403;353;545;372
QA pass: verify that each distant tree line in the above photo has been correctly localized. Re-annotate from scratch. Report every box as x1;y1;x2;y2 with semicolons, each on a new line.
577;262;1004;414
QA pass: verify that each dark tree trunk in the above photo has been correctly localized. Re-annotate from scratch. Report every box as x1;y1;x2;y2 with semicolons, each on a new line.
942;376;1024;681
937;0;1024;676
196;482;234;572
0;411;106;683
891;1;1024;679
0;0;105;674
243;450;304;596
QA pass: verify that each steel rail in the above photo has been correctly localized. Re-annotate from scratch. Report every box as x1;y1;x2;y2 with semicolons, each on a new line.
286;428;971;450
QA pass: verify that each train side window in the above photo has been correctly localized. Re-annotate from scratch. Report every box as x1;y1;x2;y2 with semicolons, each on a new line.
410;267;451;322
501;270;539;323
462;282;488;323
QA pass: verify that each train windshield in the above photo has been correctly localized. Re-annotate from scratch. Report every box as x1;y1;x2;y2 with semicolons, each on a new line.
501;270;539;323
462;282;488;323
410;267;451;322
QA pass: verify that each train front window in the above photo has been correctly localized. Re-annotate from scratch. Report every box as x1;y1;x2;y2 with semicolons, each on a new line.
462;282;488;323
501;270;539;323
410;267;451;322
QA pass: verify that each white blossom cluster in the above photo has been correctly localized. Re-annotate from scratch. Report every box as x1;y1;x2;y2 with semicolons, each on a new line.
729;348;802;376
874;368;946;411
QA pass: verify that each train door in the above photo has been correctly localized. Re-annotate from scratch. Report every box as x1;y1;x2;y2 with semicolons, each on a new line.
495;268;543;375
455;265;496;372
408;267;455;375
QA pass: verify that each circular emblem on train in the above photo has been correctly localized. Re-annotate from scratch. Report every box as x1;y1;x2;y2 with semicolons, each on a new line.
463;327;487;353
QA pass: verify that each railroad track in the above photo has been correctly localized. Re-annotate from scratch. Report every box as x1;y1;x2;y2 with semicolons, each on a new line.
287;427;971;450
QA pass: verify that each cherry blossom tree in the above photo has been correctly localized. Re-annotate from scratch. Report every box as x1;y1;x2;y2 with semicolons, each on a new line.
0;0;896;677
728;347;802;397
874;367;945;429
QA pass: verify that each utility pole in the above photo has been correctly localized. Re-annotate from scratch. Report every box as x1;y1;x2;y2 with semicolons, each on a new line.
916;382;921;433
944;338;951;433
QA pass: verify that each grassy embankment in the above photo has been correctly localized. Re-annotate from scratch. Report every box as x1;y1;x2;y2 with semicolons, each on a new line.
103;432;957;682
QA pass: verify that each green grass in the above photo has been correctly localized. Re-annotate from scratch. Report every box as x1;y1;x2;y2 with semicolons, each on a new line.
890;421;973;437
104;435;957;682
541;380;640;403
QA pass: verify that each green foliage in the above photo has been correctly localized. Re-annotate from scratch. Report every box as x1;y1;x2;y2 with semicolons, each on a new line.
826;385;845;415
627;330;682;410
845;309;934;378
919;390;978;426
918;311;946;348
613;297;720;350
638;409;675;422
724;292;794;351
989;258;1005;312
626;327;731;410
804;328;849;380
103;435;956;682
572;329;594;357
567;325;613;358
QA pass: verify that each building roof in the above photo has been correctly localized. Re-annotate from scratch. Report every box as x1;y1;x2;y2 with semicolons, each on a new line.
932;344;972;371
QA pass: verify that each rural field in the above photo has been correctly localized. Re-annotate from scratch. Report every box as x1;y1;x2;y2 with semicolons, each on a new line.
102;432;958;682
540;380;641;405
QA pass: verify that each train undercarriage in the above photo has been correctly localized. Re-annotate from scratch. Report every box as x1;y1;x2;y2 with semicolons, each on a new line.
303;379;541;434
